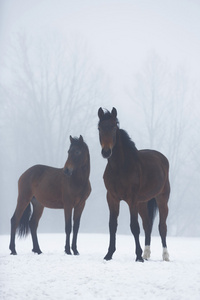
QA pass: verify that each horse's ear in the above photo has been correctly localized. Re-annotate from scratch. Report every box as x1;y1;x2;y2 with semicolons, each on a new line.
98;107;104;120
111;107;117;118
79;135;83;143
70;135;74;143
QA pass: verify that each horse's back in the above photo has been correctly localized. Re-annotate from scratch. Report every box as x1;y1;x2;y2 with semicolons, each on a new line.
139;149;169;170
18;165;64;207
19;164;61;186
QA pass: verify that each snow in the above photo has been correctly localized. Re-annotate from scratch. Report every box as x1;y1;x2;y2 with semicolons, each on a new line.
1;233;200;300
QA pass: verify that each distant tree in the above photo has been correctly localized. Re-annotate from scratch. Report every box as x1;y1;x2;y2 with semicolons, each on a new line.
0;33;109;234
1;34;108;168
131;53;170;149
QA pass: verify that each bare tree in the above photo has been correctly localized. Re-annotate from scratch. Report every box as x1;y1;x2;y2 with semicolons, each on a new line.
1;34;108;167
0;33;109;234
130;53;170;148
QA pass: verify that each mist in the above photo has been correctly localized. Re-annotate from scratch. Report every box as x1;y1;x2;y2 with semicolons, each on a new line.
0;0;200;237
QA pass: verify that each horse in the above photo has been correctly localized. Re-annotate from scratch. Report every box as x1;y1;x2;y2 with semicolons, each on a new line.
9;135;91;255
98;107;170;262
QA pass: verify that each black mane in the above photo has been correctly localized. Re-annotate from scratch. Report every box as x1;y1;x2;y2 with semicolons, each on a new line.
118;129;138;155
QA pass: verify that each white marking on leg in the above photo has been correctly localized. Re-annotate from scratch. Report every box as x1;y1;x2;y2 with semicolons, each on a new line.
163;247;170;261
143;245;151;260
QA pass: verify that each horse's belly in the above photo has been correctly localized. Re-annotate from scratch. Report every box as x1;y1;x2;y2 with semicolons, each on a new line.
42;201;64;209
34;190;64;209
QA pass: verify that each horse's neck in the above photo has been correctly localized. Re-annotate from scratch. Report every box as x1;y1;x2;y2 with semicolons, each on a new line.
109;130;138;170
73;163;90;184
109;131;126;168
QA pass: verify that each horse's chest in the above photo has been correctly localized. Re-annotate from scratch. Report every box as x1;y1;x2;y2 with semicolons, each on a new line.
115;178;129;199
63;180;90;205
104;170;133;200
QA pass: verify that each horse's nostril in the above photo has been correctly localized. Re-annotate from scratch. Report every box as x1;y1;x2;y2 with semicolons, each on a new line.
102;148;112;159
64;168;73;176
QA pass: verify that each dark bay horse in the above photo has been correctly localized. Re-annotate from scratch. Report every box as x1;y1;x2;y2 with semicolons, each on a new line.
9;135;91;255
98;107;170;261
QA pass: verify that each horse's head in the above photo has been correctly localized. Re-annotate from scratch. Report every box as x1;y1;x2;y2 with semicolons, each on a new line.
98;107;119;159
63;135;89;176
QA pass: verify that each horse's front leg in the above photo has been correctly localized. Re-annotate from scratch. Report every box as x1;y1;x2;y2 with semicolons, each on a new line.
104;192;120;261
71;201;86;255
64;205;73;255
129;202;144;262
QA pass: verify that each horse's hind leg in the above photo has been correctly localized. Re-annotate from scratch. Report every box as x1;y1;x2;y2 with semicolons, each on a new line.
156;194;170;261
29;198;44;254
129;204;143;262
9;196;30;255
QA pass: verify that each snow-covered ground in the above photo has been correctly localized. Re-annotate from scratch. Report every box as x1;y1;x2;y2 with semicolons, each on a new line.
0;233;200;300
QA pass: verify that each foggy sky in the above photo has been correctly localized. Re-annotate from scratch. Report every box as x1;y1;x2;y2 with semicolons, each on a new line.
1;0;200;96
1;0;200;237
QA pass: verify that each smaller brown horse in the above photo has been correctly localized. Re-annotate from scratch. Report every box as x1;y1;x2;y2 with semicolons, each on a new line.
98;107;170;262
9;135;91;255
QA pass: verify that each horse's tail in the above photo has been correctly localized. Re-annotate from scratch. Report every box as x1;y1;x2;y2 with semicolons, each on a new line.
17;203;32;237
147;198;158;227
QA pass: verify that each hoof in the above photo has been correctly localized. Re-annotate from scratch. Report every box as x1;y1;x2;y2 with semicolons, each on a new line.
143;246;151;260
73;250;80;256
65;250;72;255
10;251;17;255
136;257;144;262
163;255;170;262
163;248;170;261
32;249;42;255
104;254;112;261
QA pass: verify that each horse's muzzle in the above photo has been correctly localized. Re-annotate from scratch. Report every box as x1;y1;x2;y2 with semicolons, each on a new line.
63;167;73;176
101;148;112;159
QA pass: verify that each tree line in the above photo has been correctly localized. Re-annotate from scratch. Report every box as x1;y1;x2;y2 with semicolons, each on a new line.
0;35;199;236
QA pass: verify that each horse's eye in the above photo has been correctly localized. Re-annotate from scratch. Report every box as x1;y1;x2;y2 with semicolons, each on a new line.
75;150;81;156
